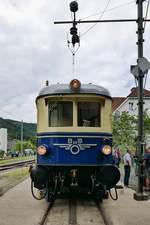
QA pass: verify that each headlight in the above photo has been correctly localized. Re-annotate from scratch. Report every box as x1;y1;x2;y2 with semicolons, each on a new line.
70;79;81;90
102;145;112;155
37;145;47;155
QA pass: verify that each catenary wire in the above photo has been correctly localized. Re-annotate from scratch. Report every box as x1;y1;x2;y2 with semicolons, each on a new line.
81;0;112;37
144;0;150;31
79;0;135;21
143;0;150;89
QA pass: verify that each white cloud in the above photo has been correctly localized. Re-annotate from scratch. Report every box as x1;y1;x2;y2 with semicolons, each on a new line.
0;0;149;122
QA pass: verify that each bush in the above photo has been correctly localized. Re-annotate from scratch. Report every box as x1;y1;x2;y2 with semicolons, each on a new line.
0;150;5;158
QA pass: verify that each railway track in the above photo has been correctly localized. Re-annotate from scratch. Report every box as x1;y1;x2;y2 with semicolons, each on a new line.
38;196;110;225
0;159;35;172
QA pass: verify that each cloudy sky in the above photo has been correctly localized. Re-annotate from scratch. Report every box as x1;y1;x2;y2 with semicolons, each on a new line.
0;0;150;123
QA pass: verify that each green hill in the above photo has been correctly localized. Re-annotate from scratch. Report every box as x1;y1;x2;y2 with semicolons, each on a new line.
0;117;36;140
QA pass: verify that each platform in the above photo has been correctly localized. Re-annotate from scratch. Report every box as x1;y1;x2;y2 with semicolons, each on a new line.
0;178;150;225
102;186;150;225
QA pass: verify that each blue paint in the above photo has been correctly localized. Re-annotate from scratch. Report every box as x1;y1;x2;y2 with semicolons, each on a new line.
37;132;113;165
37;131;112;137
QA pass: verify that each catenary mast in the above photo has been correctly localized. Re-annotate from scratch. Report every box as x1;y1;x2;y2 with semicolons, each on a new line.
54;0;150;200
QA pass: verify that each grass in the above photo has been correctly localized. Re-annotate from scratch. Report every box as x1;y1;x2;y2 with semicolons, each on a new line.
4;167;29;180
0;167;30;196
0;156;35;165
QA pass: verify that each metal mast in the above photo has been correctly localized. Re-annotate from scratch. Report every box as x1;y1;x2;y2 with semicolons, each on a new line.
21;120;23;156
134;0;148;200
54;1;150;200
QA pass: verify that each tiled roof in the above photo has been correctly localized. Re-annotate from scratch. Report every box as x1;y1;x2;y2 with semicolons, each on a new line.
127;87;150;97
112;97;126;111
112;87;150;112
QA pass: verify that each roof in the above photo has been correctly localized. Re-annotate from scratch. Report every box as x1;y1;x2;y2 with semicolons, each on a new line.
112;87;150;112
112;97;126;111
128;87;150;97
36;83;112;100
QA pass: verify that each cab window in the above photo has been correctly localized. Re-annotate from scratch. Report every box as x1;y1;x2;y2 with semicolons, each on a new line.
48;101;73;127
77;102;100;127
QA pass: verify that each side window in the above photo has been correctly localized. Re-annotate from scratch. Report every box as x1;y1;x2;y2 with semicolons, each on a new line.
48;101;73;127
77;102;101;127
129;102;134;111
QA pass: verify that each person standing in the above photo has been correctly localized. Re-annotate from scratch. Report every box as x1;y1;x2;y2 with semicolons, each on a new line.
143;148;150;191
123;149;132;187
114;148;121;168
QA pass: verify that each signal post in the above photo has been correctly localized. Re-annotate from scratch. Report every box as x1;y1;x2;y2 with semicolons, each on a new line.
54;0;150;200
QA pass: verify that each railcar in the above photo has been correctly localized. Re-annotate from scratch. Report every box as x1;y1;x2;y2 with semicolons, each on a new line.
30;79;120;201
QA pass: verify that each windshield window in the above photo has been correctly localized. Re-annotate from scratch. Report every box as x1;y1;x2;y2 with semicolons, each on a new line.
77;102;100;127
48;101;73;127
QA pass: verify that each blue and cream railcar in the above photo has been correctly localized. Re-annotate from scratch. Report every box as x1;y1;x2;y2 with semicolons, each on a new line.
30;79;120;200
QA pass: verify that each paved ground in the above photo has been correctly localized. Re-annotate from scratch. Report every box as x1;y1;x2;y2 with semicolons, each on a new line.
120;166;138;191
0;167;29;196
0;177;150;225
0;179;48;225
102;187;150;225
0;179;108;225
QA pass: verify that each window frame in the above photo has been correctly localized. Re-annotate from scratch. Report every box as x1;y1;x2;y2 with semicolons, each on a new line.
47;99;101;128
77;100;101;127
48;100;73;127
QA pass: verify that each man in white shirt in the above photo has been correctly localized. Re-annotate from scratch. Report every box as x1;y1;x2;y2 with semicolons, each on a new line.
123;149;132;187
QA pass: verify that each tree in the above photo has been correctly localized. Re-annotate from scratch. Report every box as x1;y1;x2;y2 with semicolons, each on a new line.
112;111;137;152
13;138;36;153
112;110;150;153
143;109;150;135
28;136;36;149
143;109;150;147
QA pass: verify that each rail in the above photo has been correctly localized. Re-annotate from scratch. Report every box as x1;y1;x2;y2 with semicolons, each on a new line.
0;159;35;172
37;194;112;225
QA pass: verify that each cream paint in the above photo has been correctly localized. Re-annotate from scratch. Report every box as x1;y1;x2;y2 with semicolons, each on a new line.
36;95;112;133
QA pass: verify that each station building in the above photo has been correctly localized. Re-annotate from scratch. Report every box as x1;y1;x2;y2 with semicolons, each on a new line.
112;87;150;117
0;128;7;153
112;87;150;146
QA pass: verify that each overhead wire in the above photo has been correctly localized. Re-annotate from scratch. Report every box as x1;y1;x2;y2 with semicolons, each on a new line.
81;0;112;37
79;0;135;21
143;0;150;88
144;0;150;31
70;47;80;79
72;53;75;78
68;0;138;78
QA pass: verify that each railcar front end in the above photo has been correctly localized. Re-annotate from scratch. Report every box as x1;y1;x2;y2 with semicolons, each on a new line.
30;80;120;201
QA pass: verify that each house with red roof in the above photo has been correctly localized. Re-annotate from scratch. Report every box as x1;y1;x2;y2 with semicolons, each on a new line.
112;87;150;116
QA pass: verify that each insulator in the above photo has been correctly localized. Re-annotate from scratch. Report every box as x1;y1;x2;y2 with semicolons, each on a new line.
70;1;78;12
72;34;80;46
70;27;77;35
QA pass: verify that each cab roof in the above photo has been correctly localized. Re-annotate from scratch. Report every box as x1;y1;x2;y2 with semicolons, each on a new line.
36;83;112;101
